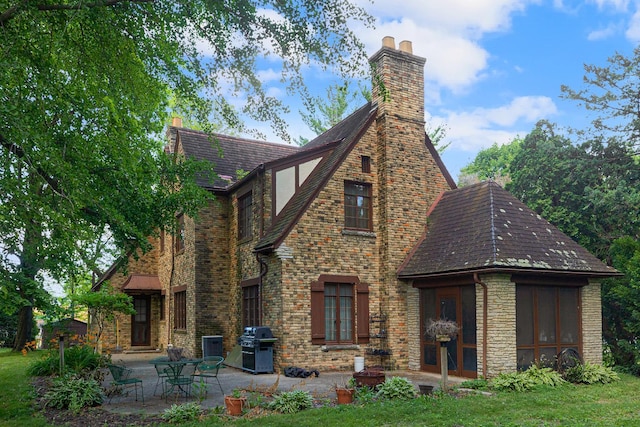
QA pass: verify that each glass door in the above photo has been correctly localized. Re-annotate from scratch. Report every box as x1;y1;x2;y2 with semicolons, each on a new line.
420;286;477;378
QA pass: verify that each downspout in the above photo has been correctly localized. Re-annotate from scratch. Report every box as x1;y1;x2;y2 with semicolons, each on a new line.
473;272;488;378
256;253;269;325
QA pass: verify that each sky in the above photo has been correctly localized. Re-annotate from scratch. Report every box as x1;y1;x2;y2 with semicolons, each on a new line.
242;0;640;182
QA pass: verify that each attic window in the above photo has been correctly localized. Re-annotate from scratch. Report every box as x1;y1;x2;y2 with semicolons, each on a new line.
361;156;371;173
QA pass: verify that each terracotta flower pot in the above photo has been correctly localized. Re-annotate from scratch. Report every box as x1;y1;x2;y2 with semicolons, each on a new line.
336;388;354;404
224;395;245;415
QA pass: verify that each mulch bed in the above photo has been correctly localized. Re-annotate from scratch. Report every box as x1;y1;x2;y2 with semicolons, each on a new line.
32;377;164;426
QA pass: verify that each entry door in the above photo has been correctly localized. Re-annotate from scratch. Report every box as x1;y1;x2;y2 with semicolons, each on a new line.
131;296;150;346
420;287;477;378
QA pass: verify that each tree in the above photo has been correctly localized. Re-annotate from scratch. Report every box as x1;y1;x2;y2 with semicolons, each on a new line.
458;138;522;186
297;81;370;145
426;123;452;154
72;283;135;352
561;46;640;151
507;121;639;259
1;0;372;350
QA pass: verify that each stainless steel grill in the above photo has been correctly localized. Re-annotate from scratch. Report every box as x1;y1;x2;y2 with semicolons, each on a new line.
239;326;277;374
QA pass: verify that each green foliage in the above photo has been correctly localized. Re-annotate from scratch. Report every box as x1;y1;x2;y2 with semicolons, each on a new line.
162;402;203;423
268;390;314;414
297;81;370;145
523;365;566;387
563;362;620;384
1;0;372;351
459;138;522;185
490;366;565;392
42;374;103;414
72;283;134;349
376;376;417;400
353;385;377;404
27;344;109;377
0;311;20;348
459;377;489;390
490;372;538;392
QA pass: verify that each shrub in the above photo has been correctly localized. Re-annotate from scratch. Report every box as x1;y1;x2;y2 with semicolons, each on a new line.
268;390;314;414
27;345;109;377
563;362;620;384
459;377;489;390
490;366;565;392
376;376;417;400
42;374;103;413
523;365;565;387
490;372;537;392
354;385;377;404
162;402;202;423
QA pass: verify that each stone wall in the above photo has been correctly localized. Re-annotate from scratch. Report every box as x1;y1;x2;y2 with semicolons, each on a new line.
581;280;603;364
484;273;517;376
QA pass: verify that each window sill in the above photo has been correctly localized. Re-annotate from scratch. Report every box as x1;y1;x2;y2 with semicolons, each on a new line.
342;229;376;238
321;344;360;352
173;329;187;334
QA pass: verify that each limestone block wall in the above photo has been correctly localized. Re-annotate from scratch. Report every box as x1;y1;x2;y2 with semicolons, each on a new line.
406;285;421;370
484;273;517;376
581;280;603;364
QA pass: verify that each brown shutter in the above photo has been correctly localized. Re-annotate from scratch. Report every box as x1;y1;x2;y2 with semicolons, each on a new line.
310;281;325;344
357;282;370;343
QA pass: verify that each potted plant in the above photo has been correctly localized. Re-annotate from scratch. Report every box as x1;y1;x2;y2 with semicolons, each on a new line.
424;318;459;342
335;377;356;404
224;388;246;415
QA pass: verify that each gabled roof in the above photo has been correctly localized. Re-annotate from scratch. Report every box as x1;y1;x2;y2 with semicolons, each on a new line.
255;102;378;252
398;180;619;279
178;129;298;190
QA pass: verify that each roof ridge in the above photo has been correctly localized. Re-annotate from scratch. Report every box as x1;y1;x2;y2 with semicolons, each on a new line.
176;128;298;150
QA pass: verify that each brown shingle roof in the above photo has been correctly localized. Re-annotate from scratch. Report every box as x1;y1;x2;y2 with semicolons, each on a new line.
178;130;298;190
398;181;618;278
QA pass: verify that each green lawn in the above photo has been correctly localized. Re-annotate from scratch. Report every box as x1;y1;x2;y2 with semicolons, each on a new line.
3;348;640;426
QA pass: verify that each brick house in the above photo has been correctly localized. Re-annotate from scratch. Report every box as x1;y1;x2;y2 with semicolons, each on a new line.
96;37;618;378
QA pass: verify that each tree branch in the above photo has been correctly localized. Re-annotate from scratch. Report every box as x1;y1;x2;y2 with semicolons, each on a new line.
36;0;154;12
1;0;154;25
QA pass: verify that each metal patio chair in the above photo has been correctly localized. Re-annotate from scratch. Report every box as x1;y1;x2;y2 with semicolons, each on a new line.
164;361;198;401
152;361;171;396
107;364;144;403
194;356;225;395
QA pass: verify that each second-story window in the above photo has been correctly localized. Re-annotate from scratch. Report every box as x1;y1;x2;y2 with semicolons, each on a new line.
238;192;253;240
344;181;372;230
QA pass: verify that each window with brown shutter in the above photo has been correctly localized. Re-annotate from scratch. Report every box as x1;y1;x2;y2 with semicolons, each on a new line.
310;275;369;345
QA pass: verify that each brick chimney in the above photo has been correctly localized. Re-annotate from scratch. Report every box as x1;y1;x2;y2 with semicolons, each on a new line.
165;116;183;154
369;38;451;368
370;37;426;124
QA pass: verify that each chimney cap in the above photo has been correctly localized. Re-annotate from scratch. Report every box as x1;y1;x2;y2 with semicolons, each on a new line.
171;116;183;128
399;40;413;54
382;36;396;49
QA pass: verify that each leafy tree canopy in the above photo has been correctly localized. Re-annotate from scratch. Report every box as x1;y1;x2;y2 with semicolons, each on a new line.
0;0;373;350
458;137;522;186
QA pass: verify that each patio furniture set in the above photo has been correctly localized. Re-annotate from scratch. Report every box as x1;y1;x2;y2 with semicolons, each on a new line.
107;355;225;403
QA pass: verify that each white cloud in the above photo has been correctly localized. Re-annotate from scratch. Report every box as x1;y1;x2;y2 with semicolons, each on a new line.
588;23;620;40
431;96;557;151
625;7;640;41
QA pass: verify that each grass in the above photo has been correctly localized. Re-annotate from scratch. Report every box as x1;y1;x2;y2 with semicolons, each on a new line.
0;348;49;427
3;347;640;426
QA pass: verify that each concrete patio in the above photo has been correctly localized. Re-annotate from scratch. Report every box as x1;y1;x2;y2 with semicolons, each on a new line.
102;352;455;415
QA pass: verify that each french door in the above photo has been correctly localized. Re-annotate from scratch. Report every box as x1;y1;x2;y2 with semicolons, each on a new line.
420;286;477;378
